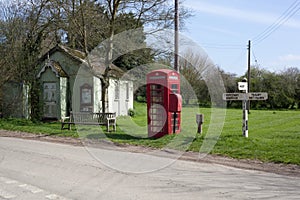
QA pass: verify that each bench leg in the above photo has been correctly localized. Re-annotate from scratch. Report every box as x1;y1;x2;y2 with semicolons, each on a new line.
106;119;116;132
61;123;72;130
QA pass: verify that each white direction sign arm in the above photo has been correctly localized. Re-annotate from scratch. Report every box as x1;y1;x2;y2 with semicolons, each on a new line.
223;93;268;101
248;93;268;100
223;93;246;101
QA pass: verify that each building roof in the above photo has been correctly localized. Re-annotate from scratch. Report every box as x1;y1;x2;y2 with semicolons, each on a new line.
39;44;86;64
86;56;125;79
39;44;125;79
37;59;68;78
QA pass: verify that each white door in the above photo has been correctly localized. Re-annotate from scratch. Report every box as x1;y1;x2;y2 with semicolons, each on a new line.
43;83;57;118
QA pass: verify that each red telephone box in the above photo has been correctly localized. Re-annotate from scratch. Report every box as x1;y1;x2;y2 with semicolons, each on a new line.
147;69;182;138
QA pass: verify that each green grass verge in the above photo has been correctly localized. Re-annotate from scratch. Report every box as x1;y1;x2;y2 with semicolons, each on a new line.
191;108;300;165
0;118;78;138
0;102;300;165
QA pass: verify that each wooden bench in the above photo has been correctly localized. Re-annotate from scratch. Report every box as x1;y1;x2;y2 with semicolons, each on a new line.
61;111;116;132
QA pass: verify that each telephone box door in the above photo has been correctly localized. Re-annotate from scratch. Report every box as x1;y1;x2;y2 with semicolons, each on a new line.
147;84;167;138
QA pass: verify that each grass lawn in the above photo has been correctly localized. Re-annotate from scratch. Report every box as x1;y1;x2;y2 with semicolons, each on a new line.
0;118;78;138
199;109;300;164
0;102;300;165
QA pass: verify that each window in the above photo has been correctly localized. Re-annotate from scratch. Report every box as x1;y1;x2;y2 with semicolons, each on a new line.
126;82;129;100
115;81;120;100
171;84;178;93
80;83;93;112
81;88;92;104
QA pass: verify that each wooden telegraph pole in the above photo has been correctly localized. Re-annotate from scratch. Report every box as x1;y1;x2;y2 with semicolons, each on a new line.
174;0;179;72
172;0;179;133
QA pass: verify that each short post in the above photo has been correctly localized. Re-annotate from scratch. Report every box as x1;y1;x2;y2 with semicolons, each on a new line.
173;112;177;134
196;114;204;134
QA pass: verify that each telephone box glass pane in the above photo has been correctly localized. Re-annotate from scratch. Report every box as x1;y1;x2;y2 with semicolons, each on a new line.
171;84;178;93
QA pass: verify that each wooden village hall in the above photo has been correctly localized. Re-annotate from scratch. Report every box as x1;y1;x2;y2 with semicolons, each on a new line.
2;45;134;120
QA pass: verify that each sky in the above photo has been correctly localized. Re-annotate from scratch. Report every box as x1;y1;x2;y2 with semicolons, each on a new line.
182;0;300;76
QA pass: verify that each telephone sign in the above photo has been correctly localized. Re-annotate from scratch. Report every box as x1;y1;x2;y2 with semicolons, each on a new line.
238;82;248;91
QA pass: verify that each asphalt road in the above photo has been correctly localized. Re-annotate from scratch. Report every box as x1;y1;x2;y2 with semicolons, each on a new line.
0;137;299;200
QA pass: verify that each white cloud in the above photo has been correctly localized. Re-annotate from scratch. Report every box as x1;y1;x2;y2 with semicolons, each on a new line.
186;2;300;29
265;54;300;72
203;26;240;37
279;54;300;62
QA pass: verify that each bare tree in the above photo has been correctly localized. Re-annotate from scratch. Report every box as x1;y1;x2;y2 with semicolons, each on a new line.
94;0;191;112
49;0;109;54
0;0;58;119
47;0;191;113
179;49;211;105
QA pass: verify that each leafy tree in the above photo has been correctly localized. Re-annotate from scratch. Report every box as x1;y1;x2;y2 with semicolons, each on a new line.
280;67;300;109
112;13;154;71
218;67;239;108
246;67;300;109
295;73;300;108
260;71;279;108
244;66;267;109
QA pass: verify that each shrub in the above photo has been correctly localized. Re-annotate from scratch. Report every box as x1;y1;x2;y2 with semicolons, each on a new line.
136;96;146;102
128;108;135;117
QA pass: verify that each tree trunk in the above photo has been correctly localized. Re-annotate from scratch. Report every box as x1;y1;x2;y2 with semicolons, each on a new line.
101;20;114;113
101;78;109;113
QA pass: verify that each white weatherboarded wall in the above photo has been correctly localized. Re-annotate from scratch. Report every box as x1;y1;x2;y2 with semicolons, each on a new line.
108;79;133;116
93;76;102;113
73;67;133;115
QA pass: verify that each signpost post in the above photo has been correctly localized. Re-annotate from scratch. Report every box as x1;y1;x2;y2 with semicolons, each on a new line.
240;79;248;138
223;79;268;138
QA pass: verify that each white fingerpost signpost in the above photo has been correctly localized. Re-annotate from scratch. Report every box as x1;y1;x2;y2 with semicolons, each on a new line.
223;78;268;138
239;79;248;137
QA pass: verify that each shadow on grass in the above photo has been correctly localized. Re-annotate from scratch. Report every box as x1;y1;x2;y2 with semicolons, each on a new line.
85;133;157;141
